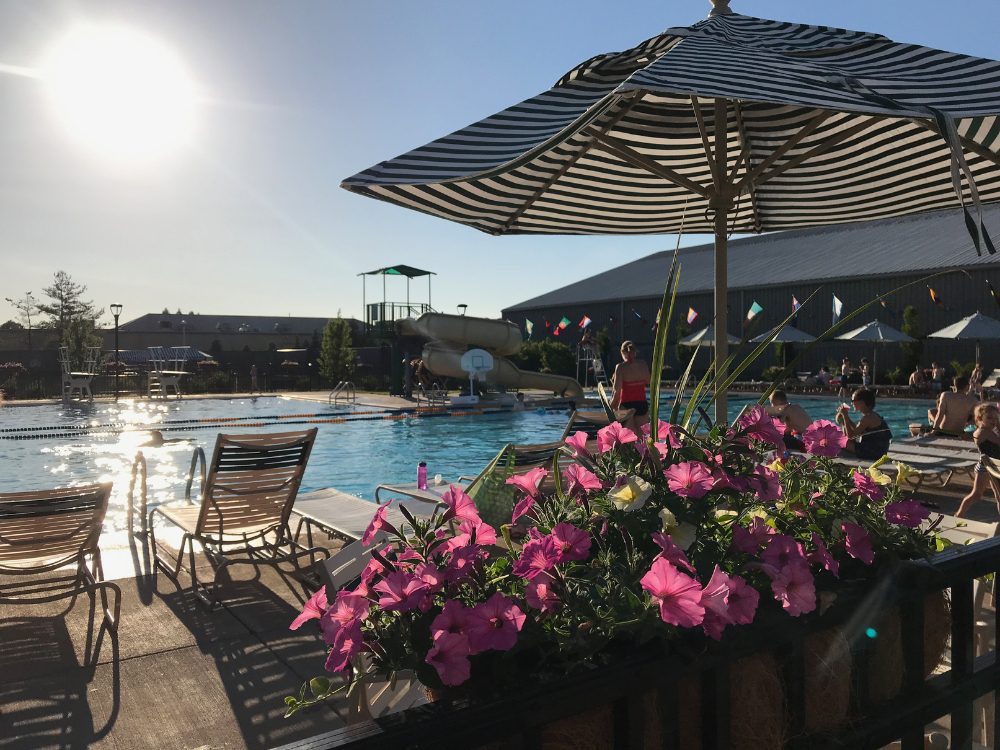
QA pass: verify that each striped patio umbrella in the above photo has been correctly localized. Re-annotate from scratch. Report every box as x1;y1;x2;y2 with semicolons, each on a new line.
343;0;1000;420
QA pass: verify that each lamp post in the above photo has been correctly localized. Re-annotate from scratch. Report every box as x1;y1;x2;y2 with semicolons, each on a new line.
110;304;122;401
181;318;187;347
457;304;468;316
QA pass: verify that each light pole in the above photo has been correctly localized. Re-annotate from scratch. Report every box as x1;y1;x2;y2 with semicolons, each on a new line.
457;304;468;316
110;304;122;401
181;318;187;347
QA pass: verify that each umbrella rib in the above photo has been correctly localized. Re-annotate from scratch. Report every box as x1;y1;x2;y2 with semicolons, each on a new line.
750;116;878;189
496;91;643;234
691;96;719;187
732;111;832;195
588;132;711;198
910;119;1000;171
732;102;762;234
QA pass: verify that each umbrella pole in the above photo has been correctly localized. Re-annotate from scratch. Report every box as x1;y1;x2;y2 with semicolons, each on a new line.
713;204;728;423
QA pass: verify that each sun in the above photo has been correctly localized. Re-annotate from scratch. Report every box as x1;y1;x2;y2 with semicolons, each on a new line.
42;24;198;166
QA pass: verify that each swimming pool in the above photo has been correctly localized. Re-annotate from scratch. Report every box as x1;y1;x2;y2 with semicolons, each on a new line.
0;397;570;533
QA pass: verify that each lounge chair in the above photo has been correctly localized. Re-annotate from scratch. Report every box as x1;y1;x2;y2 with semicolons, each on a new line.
0;483;120;664
150;428;328;607
58;345;101;401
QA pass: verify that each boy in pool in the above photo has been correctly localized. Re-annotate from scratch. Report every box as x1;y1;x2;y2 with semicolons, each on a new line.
139;430;189;447
955;403;1000;518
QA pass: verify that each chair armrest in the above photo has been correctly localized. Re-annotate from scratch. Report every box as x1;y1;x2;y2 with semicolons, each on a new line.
185;447;206;504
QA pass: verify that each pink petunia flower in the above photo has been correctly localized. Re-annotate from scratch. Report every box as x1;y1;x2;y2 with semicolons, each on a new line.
511;534;559;580
441;486;481;524
751;465;783;502
506;467;548;498
372;571;430;613
885;499;931;528
771;564;817;617
664;461;715;499
642;420;682;449
737;405;785;447
808;532;840;578
290;588;328;631
362;502;398;547
651;531;696;574
414;562;447;593
324;620;365;673
731;516;775;554
564;431;591;458
464;592;526;654
802;420;848;457
319;591;371;645
761;534;809;573
561;464;603;497
444;544;484;583
425;631;471;687
852;471;886;501
550;522;591;563
525;572;561;615
726;574;760;625
841;522;875;565
430;599;469;638
699;566;733;640
640;558;705;628
444;517;498;552
597;422;639;453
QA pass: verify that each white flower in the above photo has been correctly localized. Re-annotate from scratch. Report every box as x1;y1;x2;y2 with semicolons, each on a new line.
609;476;652;512
671;522;697;551
658;507;678;532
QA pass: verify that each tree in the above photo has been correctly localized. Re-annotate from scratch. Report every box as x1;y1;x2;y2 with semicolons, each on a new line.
0;320;24;332
4;292;39;350
37;271;100;339
318;318;355;383
62;316;102;369
162;307;170;315
900;305;923;374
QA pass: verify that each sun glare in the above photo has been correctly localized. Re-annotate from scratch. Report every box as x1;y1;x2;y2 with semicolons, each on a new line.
42;24;197;166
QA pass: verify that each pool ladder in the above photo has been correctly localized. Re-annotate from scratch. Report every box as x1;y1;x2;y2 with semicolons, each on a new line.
127;447;206;537
328;380;357;405
415;381;448;408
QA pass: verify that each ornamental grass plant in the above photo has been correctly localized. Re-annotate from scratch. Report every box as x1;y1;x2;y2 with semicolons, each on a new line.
285;408;943;715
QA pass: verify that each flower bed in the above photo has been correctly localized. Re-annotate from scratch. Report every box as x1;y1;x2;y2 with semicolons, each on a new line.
286;408;950;743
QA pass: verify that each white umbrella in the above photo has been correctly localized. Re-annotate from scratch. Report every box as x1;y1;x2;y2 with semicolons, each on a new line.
679;325;740;347
927;312;1000;362
836;320;914;385
750;325;816;344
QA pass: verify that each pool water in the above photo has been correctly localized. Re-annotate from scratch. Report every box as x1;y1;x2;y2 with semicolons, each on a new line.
0;393;938;535
0;397;569;534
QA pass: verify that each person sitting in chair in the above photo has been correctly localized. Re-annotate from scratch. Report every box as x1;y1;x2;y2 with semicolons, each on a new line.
765;389;811;452
836;388;892;459
610;340;650;432
927;375;979;437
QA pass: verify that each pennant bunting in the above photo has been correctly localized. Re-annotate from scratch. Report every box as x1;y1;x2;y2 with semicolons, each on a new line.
578;315;592;329
746;301;764;320
686;307;698;325
988;280;1000;310
928;286;944;308
553;327;560;336
558;316;571;330
791;296;801;313
631;308;643;320
544;319;551;330
832;294;844;325
525;319;533;338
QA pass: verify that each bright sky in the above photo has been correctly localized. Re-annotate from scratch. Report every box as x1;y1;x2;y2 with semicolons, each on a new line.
1;0;999;326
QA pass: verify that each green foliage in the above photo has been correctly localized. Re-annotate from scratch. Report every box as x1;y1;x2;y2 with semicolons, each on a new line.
900;305;923;373
187;371;231;393
886;367;906;385
61;317;102;369
318;318;355;383
510;340;575;377
675;323;694;369
761;365;785;382
596;327;611;361
37;271;100;339
950;360;974;379
0;320;24;332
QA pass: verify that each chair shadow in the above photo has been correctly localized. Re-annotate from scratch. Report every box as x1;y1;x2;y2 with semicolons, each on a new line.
0;615;120;749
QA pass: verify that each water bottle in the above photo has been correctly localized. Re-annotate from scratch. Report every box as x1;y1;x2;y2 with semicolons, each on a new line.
417;461;428;490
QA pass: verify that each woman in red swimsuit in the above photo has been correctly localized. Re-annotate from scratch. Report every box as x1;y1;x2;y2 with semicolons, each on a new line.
611;340;651;431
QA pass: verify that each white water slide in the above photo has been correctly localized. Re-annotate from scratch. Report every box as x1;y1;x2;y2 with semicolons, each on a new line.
398;313;583;398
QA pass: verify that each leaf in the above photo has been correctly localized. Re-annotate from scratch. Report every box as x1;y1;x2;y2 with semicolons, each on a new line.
648;251;681;429
309;677;331;699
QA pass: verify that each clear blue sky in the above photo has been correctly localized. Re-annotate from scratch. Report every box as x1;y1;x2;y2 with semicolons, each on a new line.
1;0;998;326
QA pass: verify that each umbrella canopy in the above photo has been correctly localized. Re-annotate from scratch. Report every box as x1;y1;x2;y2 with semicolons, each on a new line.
927;312;1000;341
679;325;740;347
835;321;914;343
343;0;1000;419
750;325;816;344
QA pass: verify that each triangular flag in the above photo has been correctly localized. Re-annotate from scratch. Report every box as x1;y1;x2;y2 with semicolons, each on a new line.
578;315;592;329
525;319;533;338
544;319;551;330
988;280;1000;310
928;286;944;308
791;296;801;313
553;327;560;336
558;316;571;330
832;294;844;325
632;308;643;320
686;307;698;325
746;301;763;320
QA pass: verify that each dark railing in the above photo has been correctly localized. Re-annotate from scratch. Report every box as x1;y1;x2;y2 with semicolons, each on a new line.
277;537;1000;750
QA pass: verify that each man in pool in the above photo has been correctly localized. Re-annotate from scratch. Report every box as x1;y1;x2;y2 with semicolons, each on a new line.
139;430;189;447
765;389;811;451
927;375;979;437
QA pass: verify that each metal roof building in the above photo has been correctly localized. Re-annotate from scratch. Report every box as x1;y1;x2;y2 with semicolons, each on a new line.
503;204;1000;377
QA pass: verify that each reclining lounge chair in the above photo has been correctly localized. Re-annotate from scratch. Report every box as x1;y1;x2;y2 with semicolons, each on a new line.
151;428;328;607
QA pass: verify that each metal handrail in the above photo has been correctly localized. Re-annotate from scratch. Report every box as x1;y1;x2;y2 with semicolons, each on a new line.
415;381;447;408
328;380;357;405
184;446;207;504
126;450;148;536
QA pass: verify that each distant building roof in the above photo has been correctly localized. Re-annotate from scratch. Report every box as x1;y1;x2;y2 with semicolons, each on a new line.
505;204;1000;312
119;313;361;335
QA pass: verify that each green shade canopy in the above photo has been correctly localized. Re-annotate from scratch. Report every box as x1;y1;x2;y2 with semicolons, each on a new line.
360;265;436;278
